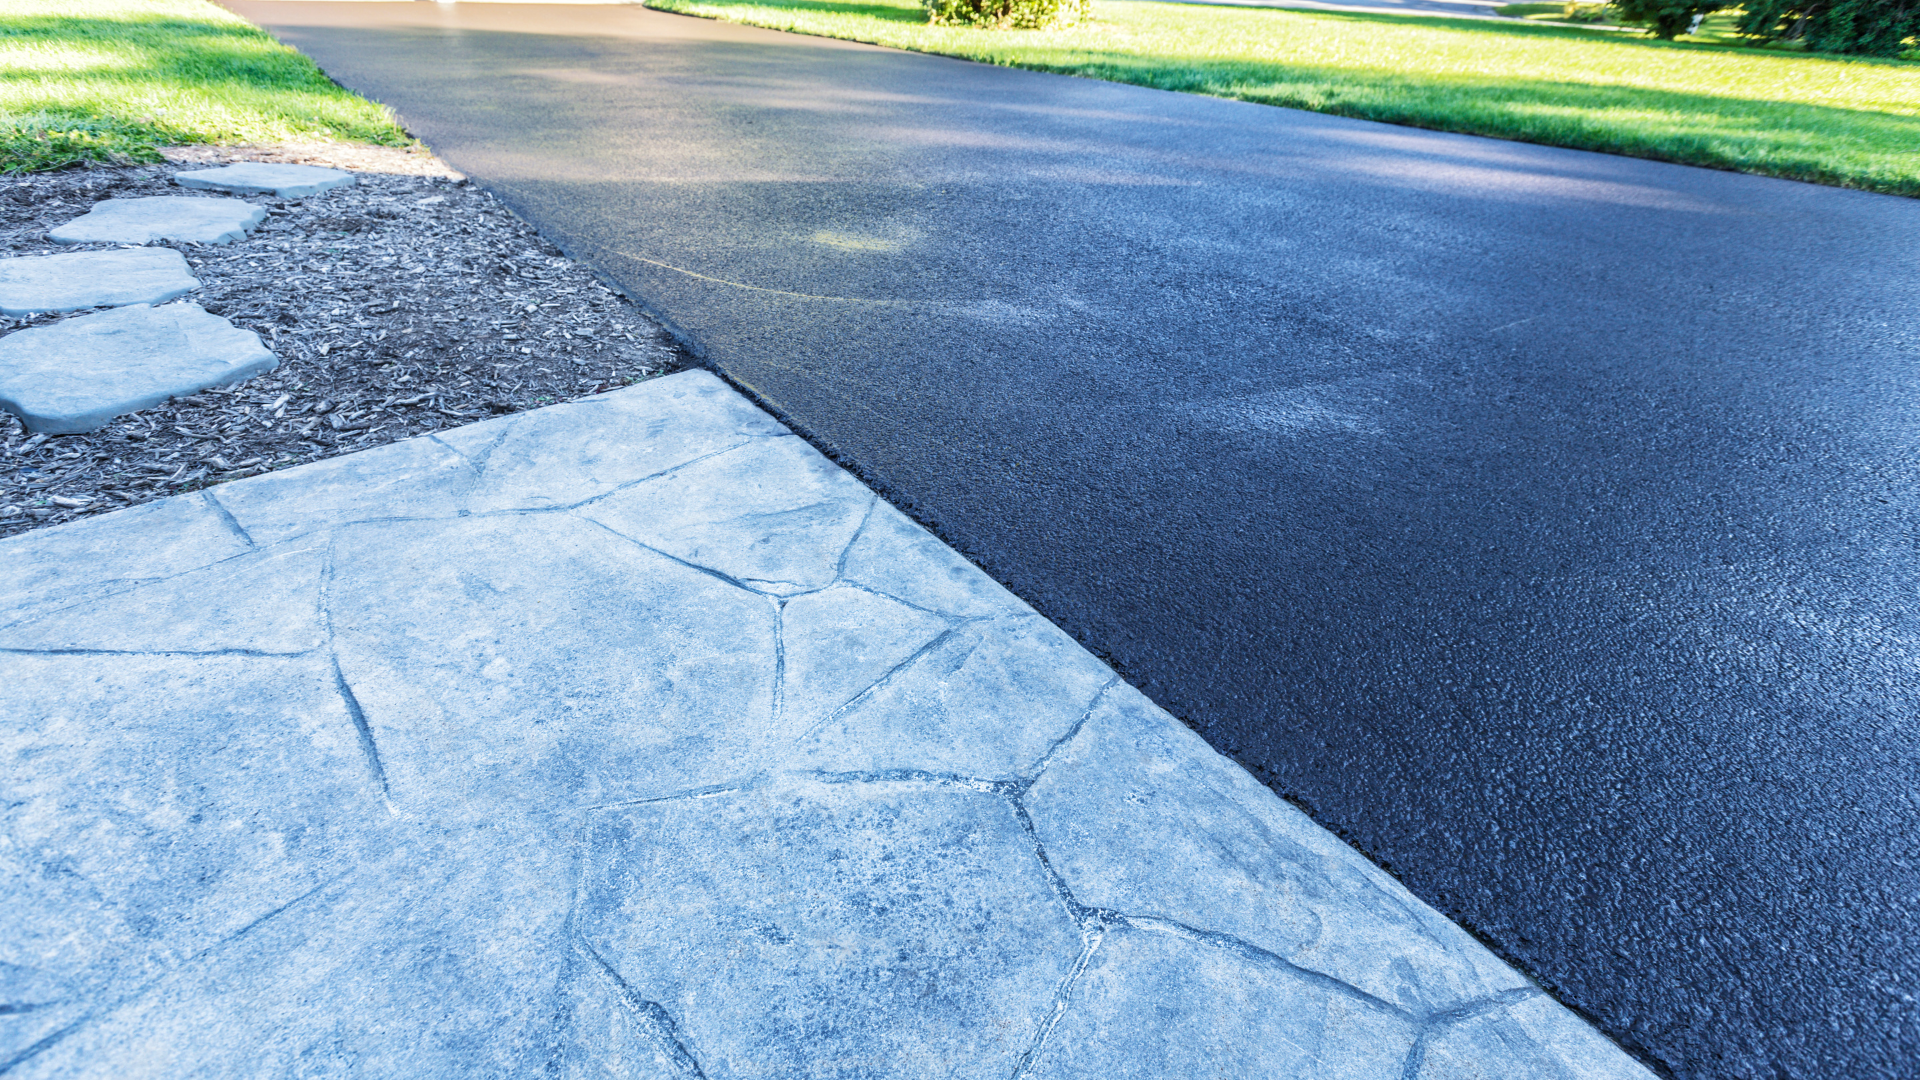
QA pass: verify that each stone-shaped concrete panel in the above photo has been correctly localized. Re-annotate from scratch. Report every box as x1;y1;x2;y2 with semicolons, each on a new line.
839;500;1025;619
0;653;387;1028
0;247;198;315
795;614;1115;779
575;777;1084;1080
779;585;949;730
49;196;266;245
458;370;788;513
1025;685;1530;1015
0;492;249;632
7;834;581;1079
0;303;275;434
0;539;326;655
211;434;478;545
1417;994;1657;1080
328;513;780;813
1024;927;1415;1080
174;162;354;199
583;436;872;595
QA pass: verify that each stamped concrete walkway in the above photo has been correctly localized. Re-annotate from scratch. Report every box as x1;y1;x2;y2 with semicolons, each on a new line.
0;372;1649;1078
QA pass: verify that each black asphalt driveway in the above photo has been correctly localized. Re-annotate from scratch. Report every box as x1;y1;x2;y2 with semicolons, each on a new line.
224;5;1920;1076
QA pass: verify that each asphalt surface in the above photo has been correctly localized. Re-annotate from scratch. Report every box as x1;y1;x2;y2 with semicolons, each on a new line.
224;5;1920;1077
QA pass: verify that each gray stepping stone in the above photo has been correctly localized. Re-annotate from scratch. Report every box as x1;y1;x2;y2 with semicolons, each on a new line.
174;162;355;199
0;303;276;433
1025;685;1531;1014
48;196;266;246
0;247;199;316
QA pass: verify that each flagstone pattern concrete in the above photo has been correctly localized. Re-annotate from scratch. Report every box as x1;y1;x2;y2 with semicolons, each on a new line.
0;303;276;434
0;248;198;316
0;371;1655;1079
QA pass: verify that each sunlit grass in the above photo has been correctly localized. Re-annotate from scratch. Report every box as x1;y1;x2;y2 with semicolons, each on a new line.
647;0;1920;195
0;0;410;172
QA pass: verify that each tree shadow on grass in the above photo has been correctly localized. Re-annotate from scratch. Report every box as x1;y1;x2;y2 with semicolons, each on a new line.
646;1;1920;192
727;0;933;21
1123;1;1920;67
0;13;272;47
1013;49;1920;191
0;14;398;102
0;15;406;145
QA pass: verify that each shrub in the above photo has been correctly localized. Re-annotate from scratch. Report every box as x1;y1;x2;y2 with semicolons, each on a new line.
923;0;1089;28
1561;1;1610;20
1608;0;1724;37
1736;0;1920;56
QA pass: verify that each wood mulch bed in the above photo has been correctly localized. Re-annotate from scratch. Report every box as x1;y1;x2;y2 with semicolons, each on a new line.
0;144;691;540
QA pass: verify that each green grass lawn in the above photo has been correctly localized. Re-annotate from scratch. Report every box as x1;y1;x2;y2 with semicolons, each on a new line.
1492;4;1788;50
647;0;1920;196
0;0;409;172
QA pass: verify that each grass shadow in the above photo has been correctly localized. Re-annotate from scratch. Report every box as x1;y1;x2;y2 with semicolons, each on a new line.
1262;5;1920;66
721;0;935;21
0;10;408;169
648;0;1920;194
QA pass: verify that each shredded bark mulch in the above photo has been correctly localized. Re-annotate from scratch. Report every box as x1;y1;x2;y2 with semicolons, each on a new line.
0;145;691;540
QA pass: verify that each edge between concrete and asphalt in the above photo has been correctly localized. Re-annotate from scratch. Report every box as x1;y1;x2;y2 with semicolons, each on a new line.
0;371;1655;1078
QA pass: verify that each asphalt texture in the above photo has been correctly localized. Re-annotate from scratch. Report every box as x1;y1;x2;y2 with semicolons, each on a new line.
223;5;1920;1077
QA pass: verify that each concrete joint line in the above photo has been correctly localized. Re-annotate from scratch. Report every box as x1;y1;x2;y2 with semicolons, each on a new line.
0;873;345;1077
318;534;391;803
1009;922;1107;1080
1398;987;1549;1080
580;515;765;594
199;490;255;549
573;937;710;1080
794;625;961;745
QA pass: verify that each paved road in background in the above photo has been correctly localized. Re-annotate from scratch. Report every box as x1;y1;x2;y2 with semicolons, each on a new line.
227;5;1920;1076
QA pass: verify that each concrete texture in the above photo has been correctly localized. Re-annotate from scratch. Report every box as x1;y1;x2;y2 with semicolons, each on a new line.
0;371;1652;1079
0;248;199;316
0;303;276;433
173;162;356;199
48;196;265;246
223;6;1920;1076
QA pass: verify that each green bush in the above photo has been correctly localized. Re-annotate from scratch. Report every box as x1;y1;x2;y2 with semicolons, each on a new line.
1561;1;1610;20
1609;0;1723;37
1736;0;1920;55
923;0;1088;28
